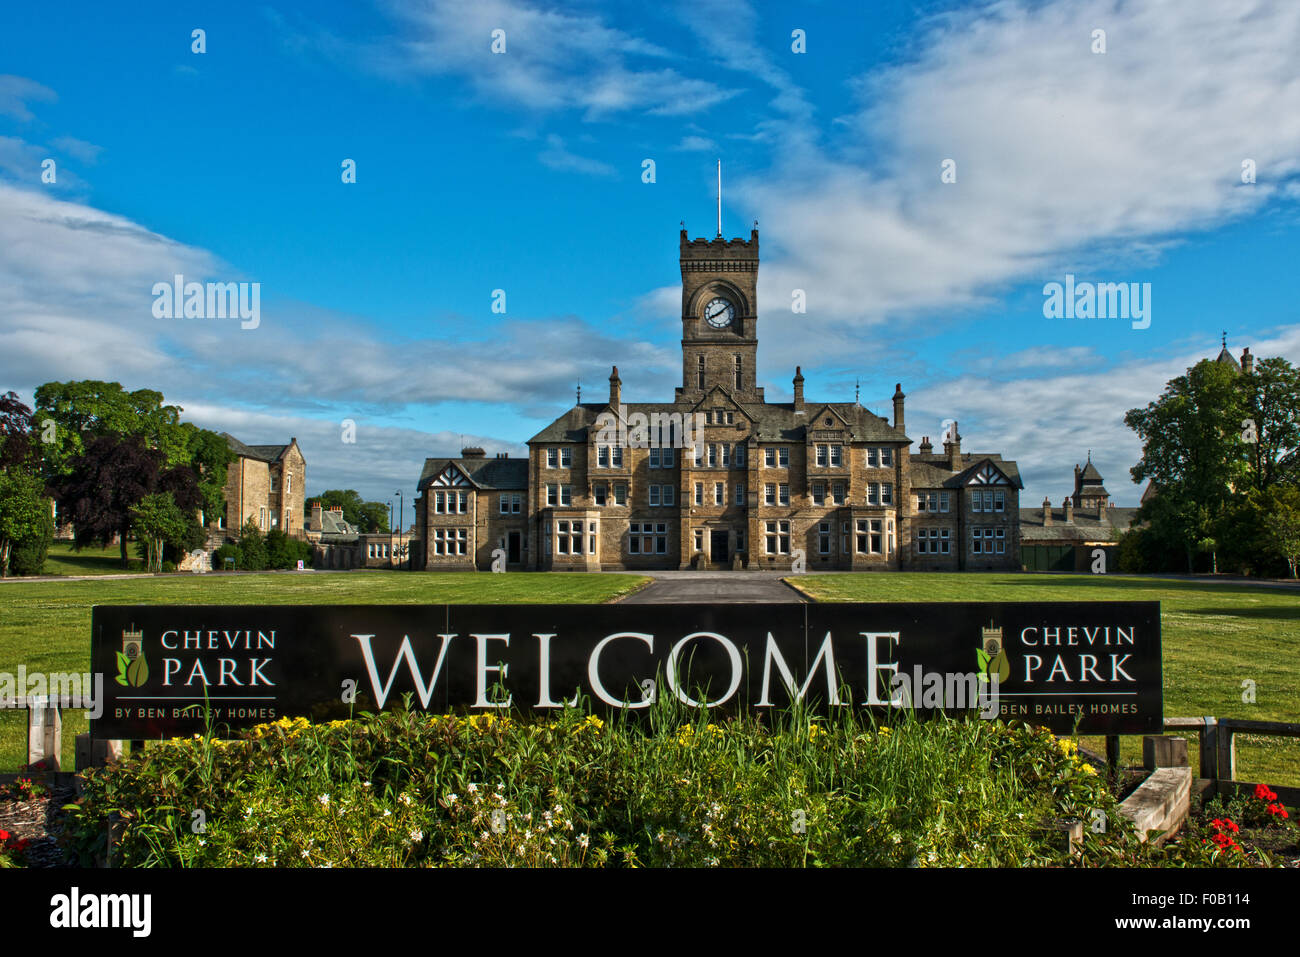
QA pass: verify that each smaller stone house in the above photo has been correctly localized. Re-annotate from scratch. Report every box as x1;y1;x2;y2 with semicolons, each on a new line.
213;434;306;539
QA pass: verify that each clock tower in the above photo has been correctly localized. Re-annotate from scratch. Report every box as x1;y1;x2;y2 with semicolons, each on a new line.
675;227;764;404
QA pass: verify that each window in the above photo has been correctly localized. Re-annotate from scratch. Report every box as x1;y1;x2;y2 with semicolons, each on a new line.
734;355;743;390
917;529;930;555
590;524;597;555
765;483;776;506
881;448;893;467
695;482;704;506
612;447;623;468
697;355;705;389
856;519;868;554
594;484;607;507
972;491;983;513
259;506;267;530
458;491;469;513
649;448;660;469
727;412;735;424
432;528;468;556
867;483;880;506
286;473;292;495
778;447;789;467
812;482;825;506
708;444;717;467
546;485;558;507
500;496;510;514
816;445;827;467
735;484;746;506
841;521;850;555
560;485;572;506
994;490;1005;512
832;482;846;505
656;523;668;554
855;519;883;554
830;445;843;467
649;485;661;507
663;447;675;468
561;448;572;468
721;444;730;467
867;448;878;467
971;526;996;554
714;482;725;505
940;528;951;554
695;444;704;467
765;520;790;554
733;445;744;467
547;449;558;469
597;446;609;468
614;483;627;506
270;474;279;492
996;527;1006;554
368;543;375;558
557;520;583;554
940;492;950;513
881;484;893;507
779;483;789;506
765;448;776;467
818;521;831;554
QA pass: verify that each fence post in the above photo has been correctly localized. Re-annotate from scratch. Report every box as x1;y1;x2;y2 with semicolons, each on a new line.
1216;721;1236;785
1105;735;1121;781
1200;717;1218;780
27;696;61;771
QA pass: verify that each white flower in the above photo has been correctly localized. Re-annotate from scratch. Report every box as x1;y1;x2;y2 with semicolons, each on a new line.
447;793;458;805
198;839;206;847
243;807;253;819
362;781;371;789
256;854;268;863
468;783;479;793
480;831;490;841
383;809;392;818
408;829;424;843
320;862;333;869
300;849;310;858
399;793;413;806
578;833;590;849
496;782;505;791
318;794;330;807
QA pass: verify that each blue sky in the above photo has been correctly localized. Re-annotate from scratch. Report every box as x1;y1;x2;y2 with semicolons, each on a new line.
2;0;1299;514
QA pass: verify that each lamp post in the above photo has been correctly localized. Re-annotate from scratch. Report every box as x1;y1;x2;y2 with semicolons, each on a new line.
394;490;404;568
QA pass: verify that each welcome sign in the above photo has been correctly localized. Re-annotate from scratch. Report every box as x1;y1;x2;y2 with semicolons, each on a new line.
90;602;1162;738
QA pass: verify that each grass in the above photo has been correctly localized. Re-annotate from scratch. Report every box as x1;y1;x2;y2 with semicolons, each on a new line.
787;572;1300;787
0;570;649;770
36;541;142;577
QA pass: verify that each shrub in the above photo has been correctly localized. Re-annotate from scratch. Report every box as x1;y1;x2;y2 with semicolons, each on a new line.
237;520;267;571
212;543;240;569
266;528;312;569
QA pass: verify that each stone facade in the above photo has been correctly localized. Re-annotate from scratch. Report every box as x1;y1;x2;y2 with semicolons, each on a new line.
306;501;412;569
213;434;306;539
1019;454;1140;571
411;226;1023;572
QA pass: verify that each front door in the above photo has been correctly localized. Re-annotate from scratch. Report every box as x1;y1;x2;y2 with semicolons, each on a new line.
710;530;729;566
507;531;521;564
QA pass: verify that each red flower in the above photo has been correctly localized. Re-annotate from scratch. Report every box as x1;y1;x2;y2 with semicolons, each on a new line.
1225;819;1239;833
1254;784;1279;802
1268;803;1289;819
1211;818;1225;829
0;829;9;842
1211;833;1232;848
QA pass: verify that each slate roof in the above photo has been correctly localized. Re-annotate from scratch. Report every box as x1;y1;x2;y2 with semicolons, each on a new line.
416;456;529;491
223;433;291;463
909;452;1025;490
315;509;361;541
527;395;912;446
1215;346;1241;371
1080;460;1103;482
1018;506;1140;543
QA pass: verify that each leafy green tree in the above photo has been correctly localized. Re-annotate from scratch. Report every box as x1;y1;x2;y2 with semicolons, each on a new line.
238;520;268;571
131;492;193;573
179;423;235;523
266;528;312;569
33;380;188;479
358;500;392;533
1242;357;1300;492
1262;485;1300;578
1126;359;1249;571
307;490;390;532
0;469;47;577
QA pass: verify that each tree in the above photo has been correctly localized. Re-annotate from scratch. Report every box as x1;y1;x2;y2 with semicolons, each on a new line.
1262;485;1300;578
1242;357;1300;492
53;433;201;567
308;490;391;532
0;391;37;471
238;520;268;571
33;380;187;480
0;469;47;577
131;492;192;573
1126;359;1249;570
179;423;235;523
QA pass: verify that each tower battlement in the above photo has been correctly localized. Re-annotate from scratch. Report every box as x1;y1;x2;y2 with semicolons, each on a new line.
679;229;759;268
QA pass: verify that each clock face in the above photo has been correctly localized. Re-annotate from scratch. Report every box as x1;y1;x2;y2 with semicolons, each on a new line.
703;296;735;329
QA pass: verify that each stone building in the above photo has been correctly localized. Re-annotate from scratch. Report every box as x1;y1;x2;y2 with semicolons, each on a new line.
412;227;1023;571
212;434;306;538
1019;454;1139;571
306;501;412;569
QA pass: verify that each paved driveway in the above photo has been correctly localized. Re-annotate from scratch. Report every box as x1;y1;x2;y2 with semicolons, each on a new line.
615;570;807;603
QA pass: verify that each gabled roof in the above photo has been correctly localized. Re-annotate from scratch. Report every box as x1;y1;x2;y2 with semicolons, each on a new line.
1080;460;1103;482
416;456;528;491
1215;346;1241;371
910;452;1025;489
1018;506;1140;542
223;433;291;464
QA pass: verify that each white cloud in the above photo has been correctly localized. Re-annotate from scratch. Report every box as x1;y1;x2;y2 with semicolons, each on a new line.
538;134;615;177
0;75;55;121
676;135;717;152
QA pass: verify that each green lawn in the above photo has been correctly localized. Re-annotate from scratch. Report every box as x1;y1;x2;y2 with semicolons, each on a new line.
37;541;144;576
0;570;649;770
787;572;1300;787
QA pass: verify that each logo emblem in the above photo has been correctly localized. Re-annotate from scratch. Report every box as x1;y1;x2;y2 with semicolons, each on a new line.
117;624;149;687
976;621;1010;684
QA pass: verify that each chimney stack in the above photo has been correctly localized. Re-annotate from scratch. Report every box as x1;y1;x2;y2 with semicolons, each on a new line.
919;436;932;455
892;383;905;432
1098;499;1108;524
1063;497;1073;523
1241;347;1254;375
311;501;323;530
609;365;621;408
943;422;961;470
793;366;805;414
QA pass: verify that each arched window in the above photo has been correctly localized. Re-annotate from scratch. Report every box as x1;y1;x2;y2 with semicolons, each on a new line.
697;355;705;389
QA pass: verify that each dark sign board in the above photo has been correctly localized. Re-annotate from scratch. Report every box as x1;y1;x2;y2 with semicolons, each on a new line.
91;602;1162;738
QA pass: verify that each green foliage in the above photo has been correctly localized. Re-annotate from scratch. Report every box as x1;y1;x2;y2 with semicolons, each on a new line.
0;469;48;577
310;490;391;532
212;543;241;569
179;423;235;521
130;492;195;573
237;520;268;571
266;528;312;570
33;380;188;480
7;505;53;576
